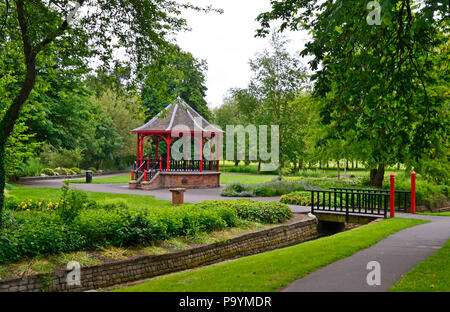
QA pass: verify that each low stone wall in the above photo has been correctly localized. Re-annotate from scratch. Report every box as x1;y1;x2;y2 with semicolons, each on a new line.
130;172;221;190
17;170;129;182
0;218;318;292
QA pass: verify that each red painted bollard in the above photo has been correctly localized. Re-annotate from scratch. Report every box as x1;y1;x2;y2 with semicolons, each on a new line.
131;170;134;180
411;171;416;214
160;157;162;171
390;173;395;218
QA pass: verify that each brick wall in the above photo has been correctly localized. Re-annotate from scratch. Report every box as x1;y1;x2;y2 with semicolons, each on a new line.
130;172;221;190
0;218;318;292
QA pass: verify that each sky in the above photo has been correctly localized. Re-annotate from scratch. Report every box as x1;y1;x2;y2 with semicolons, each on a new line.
176;0;311;109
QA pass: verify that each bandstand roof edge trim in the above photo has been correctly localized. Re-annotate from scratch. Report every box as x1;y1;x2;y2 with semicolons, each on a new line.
132;99;225;134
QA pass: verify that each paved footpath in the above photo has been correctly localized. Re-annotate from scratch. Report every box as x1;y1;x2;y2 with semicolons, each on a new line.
282;213;450;292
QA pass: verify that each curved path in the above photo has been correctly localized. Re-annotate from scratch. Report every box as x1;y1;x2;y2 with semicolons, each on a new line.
282;213;450;292
18;175;310;213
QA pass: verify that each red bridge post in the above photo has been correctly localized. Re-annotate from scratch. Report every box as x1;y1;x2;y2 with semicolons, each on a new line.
411;171;416;214
390;173;395;218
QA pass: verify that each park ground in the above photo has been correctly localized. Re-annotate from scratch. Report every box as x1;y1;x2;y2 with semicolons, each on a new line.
4;167;450;292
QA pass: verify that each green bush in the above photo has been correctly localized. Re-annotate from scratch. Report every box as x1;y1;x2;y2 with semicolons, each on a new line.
280;191;311;206
87;167;98;173
70;167;82;175
40;168;55;176
17;158;46;177
221;180;309;197
382;178;449;209
0;196;291;264
54;167;70;176
56;181;87;223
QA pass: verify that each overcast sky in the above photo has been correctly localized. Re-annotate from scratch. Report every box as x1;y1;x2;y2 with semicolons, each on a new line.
176;0;311;109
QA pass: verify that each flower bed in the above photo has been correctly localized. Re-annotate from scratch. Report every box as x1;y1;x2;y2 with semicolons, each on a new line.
0;184;292;265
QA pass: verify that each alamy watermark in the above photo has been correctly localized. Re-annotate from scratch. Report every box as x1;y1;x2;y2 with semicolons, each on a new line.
367;1;382;25
67;261;81;286
366;261;381;286
168;117;280;172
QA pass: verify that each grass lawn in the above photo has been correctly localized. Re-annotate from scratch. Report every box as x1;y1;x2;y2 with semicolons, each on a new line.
418;212;450;217
8;184;171;209
69;173;277;185
114;218;427;292
390;239;450;292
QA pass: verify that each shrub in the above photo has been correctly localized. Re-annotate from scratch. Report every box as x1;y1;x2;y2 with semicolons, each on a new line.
40;145;83;169
56;181;87;223
0;196;291;264
280;191;311;206
70;167;82;175
87;167;98;173
221;180;309;197
54;167;69;176
40;168;55;176
17;158;46;177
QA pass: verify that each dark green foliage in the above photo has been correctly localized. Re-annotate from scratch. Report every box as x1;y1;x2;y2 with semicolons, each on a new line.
257;1;449;187
221;180;309;197
0;197;291;264
141;46;211;120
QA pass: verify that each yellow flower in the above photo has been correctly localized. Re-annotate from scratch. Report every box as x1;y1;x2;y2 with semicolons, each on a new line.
26;209;30;212
38;202;42;206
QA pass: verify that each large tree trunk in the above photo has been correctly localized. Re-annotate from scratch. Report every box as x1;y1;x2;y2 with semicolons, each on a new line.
370;164;385;188
0;1;38;229
257;160;261;175
0;145;6;229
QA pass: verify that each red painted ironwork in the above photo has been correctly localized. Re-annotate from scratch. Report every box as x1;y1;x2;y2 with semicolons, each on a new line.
411;171;416;214
390;173;395;218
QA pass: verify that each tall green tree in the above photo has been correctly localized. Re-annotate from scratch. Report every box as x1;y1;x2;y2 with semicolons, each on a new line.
141;46;210;120
0;0;217;228
248;31;308;179
257;0;449;187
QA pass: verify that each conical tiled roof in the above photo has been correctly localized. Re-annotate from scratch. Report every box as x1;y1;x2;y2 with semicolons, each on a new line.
132;100;224;133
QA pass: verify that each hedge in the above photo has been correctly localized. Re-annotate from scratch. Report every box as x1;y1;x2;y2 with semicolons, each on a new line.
0;199;292;264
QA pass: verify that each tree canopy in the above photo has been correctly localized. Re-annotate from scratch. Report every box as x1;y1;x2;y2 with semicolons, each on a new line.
257;0;449;186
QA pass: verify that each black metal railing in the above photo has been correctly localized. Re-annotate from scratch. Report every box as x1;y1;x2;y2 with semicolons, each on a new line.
330;188;411;212
308;189;390;222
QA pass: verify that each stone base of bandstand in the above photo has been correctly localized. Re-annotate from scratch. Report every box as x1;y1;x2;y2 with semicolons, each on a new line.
129;172;221;190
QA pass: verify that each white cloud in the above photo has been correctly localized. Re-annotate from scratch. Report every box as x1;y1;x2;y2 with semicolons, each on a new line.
176;0;310;109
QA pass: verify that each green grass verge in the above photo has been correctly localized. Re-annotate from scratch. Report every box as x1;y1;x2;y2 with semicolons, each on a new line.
8;184;171;209
418;212;450;216
390;239;450;292
69;173;277;185
114;218;427;292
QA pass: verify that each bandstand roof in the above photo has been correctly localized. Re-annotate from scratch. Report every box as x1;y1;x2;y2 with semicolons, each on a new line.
132;100;224;134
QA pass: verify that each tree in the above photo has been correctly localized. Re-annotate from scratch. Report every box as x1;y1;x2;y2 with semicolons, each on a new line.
0;0;217;228
257;0;449;187
248;31;308;179
91;89;145;167
141;46;211;120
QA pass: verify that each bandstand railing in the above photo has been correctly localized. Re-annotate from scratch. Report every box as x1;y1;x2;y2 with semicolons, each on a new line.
133;158;219;182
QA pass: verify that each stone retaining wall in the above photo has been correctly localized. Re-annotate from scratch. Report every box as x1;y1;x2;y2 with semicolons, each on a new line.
17;170;129;182
130;172;221;190
0;218;318;292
